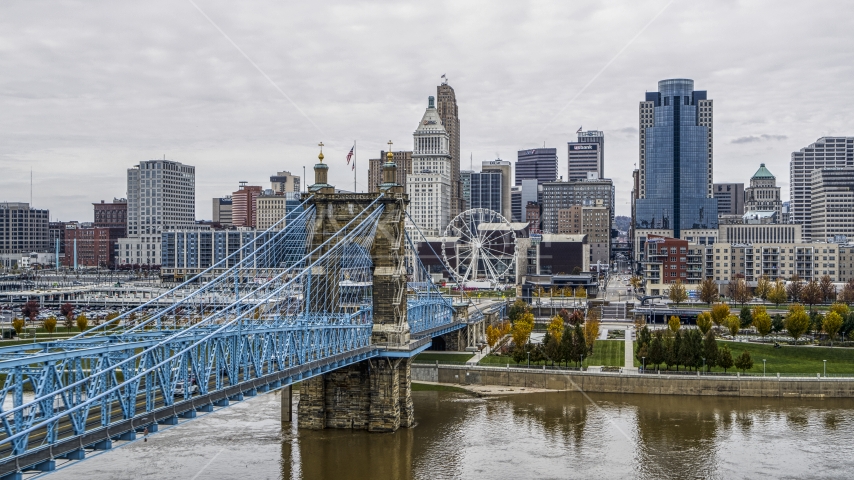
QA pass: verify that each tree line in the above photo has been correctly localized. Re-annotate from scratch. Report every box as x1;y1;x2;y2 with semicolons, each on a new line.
688;275;853;307
635;324;753;373
9;302;127;338
697;302;854;345
503;300;600;366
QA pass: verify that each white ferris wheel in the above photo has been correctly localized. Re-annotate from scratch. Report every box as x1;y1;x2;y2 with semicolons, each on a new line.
441;208;517;287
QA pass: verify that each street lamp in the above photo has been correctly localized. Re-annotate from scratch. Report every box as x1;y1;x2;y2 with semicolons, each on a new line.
702;357;705;373
527;351;530;368
763;359;766;377
823;359;827;377
642;356;645;372
580;354;584;369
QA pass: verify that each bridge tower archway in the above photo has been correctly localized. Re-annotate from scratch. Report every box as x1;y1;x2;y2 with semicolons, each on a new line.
297;148;416;432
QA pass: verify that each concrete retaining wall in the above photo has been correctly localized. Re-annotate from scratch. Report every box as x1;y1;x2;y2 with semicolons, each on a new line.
412;364;854;398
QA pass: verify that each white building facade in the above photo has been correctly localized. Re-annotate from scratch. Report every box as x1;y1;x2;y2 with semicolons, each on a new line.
789;137;854;239
407;96;452;237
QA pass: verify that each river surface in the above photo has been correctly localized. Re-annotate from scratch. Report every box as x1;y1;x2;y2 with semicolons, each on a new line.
54;388;854;479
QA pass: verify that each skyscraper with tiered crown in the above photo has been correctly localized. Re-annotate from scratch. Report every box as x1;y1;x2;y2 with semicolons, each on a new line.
407;96;452;237
436;81;462;215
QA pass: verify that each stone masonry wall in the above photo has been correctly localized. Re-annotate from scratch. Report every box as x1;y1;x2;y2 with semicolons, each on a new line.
368;359;401;432
439;330;464;351
398;358;414;428
323;362;370;429
297;375;326;430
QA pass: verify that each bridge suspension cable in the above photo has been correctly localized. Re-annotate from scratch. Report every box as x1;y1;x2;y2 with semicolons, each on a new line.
0;198;386;464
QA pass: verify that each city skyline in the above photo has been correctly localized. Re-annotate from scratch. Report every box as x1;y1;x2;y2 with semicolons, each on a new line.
1;1;853;221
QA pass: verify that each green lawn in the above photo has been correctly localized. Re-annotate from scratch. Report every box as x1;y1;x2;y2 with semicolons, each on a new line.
635;339;854;375
478;354;520;365
413;352;474;363
477;340;625;367
584;340;625;367
717;341;854;375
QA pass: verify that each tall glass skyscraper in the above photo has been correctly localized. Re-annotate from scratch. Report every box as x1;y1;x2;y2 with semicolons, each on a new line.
469;171;503;214
635;79;717;237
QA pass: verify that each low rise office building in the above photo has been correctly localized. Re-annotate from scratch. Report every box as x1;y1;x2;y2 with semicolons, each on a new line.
256;192;303;231
557;203;610;265
0;202;50;255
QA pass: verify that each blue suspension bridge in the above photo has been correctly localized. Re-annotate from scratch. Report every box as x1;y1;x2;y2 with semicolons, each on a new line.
0;158;508;479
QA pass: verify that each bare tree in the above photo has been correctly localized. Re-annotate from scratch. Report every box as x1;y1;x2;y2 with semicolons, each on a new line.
819;275;837;304
801;280;822;311
729;278;751;306
786;275;803;302
841;279;854;305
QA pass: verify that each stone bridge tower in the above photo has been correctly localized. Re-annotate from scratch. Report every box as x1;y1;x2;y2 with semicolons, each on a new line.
297;143;415;432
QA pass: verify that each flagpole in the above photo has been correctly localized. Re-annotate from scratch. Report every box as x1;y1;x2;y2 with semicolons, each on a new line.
353;140;357;192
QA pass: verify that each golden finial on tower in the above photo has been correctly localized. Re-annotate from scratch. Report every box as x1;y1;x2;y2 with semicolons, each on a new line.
318;142;325;162
386;140;394;160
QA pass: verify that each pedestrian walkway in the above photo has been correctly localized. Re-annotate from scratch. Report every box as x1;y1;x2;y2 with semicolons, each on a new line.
466;335;507;365
624;326;634;368
467;350;486;365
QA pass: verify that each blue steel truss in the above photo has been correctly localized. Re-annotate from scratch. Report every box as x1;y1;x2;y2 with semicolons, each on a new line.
0;195;490;474
405;231;456;335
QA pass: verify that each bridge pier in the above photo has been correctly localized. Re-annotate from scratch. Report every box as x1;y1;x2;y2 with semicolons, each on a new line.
296;358;413;432
281;385;293;423
298;149;415;433
398;358;414;428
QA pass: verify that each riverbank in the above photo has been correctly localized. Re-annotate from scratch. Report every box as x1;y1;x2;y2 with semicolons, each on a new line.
413;363;854;398
412;380;556;395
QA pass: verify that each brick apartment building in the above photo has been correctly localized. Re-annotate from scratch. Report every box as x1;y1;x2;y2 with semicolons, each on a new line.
63;223;115;268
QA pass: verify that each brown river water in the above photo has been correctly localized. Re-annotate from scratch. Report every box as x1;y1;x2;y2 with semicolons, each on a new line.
54;388;854;479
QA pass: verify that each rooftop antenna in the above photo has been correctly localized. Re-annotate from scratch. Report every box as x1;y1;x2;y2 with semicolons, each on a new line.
30;167;32;206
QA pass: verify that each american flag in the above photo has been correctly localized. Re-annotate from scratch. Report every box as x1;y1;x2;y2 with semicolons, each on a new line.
346;145;354;165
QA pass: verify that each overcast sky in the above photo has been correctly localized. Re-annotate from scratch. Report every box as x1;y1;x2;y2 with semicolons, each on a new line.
2;0;853;221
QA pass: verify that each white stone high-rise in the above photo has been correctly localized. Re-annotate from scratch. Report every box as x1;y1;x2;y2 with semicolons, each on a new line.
789;137;854;239
118;159;195;266
407;96;452;237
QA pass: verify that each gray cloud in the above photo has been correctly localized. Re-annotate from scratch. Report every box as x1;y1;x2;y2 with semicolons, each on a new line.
731;134;789;144
0;1;852;220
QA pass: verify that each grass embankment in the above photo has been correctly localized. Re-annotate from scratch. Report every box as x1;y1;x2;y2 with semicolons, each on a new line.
719;341;854;375
634;339;854;374
477;340;625;368
413;352;474;363
584;340;625;367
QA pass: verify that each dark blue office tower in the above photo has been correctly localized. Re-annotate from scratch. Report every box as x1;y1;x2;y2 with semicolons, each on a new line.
635;79;718;237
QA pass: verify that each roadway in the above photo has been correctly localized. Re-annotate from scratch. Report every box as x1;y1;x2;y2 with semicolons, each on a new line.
601;273;636;304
